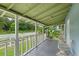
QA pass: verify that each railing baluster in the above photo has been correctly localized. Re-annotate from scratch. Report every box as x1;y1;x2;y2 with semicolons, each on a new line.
26;36;29;51
39;34;40;43
38;34;40;43
33;35;35;47
29;36;31;48
40;34;42;43
35;35;36;47
34;35;36;47
32;36;33;48
39;34;41;44
26;37;27;51
37;34;39;44
40;34;41;43
31;35;32;48
21;38;24;55
43;33;44;41
5;40;7;56
42;34;43;41
42;33;44;41
9;38;11;47
40;35;42;41
32;35;33;47
32;35;34;47
36;34;37;47
28;36;30;49
37;34;38;45
14;39;16;56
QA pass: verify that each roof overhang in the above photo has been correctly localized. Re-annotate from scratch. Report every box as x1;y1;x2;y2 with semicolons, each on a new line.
0;3;72;26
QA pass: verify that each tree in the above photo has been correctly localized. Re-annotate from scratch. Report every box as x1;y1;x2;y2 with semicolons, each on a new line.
19;20;35;32
10;22;15;31
0;17;14;31
0;17;35;33
47;25;60;39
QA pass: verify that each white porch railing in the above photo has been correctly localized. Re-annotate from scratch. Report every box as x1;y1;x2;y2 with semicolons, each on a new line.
0;33;46;56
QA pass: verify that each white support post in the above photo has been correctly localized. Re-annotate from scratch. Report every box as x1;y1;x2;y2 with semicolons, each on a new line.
42;26;44;41
14;15;19;56
35;22;37;47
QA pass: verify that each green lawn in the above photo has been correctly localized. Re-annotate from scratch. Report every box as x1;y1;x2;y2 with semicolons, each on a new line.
0;39;33;56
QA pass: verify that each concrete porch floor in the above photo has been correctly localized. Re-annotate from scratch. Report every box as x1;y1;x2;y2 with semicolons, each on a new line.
25;39;58;56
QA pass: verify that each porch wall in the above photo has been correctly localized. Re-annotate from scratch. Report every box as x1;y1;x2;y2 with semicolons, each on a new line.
65;4;79;56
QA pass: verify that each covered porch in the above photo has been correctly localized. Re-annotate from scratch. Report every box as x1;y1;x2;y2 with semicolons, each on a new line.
0;3;79;56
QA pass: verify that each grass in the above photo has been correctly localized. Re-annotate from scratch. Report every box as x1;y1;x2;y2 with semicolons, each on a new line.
0;39;33;56
0;47;5;56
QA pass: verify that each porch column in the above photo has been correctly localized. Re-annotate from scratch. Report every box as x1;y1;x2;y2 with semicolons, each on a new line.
35;22;37;47
14;15;19;56
42;26;45;40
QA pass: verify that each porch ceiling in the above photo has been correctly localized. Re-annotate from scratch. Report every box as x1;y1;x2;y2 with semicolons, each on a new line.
0;3;71;26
